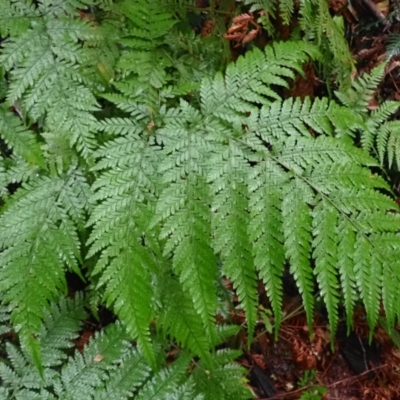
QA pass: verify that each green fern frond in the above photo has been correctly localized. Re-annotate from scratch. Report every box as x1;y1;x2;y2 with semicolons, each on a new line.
90;32;400;353
0;295;86;397
0;106;45;169
0;167;90;365
158;276;214;366
39;294;87;368
111;0;179;115
0;0;39;37
0;10;105;159
239;0;353;84
201;41;319;120
279;0;294;25
336;66;400;170
336;219;357;330
312;199;340;334
375;120;400;168
335;64;386;113
134;354;190;400
58;323;143;399
193;349;253;400
362;101;399;153
0;293;11;337
386;33;400;59
0;304;246;399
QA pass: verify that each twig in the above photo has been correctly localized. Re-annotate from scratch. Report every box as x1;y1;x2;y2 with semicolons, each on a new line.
257;364;388;399
327;363;388;387
361;0;391;29
257;385;309;400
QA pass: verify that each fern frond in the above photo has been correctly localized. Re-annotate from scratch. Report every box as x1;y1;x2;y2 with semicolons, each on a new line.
0;106;45;169
0;167;90;364
0;295;86;397
158;275;214;366
386;33;400;59
193;349;253;400
279;0;294;25
240;90;400;333
0;0;39;37
362;101;399;153
0;293;11;337
39;294;87;368
335;64;386;113
111;0;180;115
336;219;357;329
58;323;148;399
201;41;319;119
96;347;151;400
134;354;190;400
0;13;104;159
376;120;400;168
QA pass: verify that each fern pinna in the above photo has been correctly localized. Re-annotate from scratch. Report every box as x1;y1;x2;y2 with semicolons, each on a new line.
1;0;400;390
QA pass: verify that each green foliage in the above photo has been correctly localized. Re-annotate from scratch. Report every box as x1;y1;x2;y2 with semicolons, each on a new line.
298;370;327;400
386;33;400;60
0;296;248;400
1;0;400;396
299;386;328;400
336;65;400;170
239;0;355;86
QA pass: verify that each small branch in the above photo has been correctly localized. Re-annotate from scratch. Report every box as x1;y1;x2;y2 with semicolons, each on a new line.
361;0;391;28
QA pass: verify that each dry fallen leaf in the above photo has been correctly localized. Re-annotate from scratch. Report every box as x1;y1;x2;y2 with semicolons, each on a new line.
93;354;104;362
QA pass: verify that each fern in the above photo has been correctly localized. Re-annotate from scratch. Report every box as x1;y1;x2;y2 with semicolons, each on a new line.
0;297;250;400
336;65;400;169
386;33;400;59
89;35;400;350
0;0;107;160
2;0;400;395
0;167;91;367
239;0;355;86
